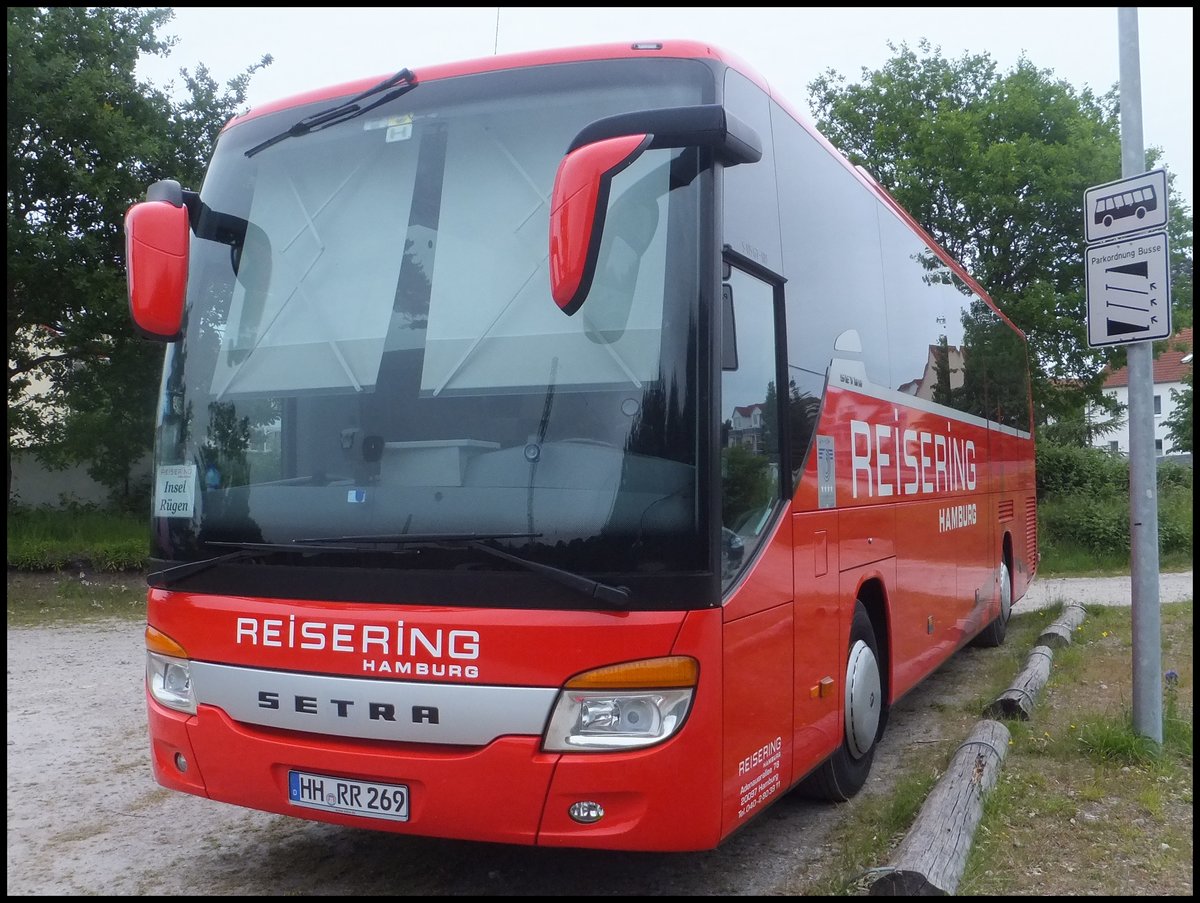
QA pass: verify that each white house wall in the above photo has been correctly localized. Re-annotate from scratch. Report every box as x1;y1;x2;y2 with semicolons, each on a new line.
1091;379;1187;455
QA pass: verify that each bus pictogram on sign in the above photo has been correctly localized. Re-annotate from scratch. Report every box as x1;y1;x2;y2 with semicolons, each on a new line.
1084;169;1168;243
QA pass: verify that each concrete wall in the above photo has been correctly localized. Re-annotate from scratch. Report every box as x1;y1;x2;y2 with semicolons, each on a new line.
9;450;152;509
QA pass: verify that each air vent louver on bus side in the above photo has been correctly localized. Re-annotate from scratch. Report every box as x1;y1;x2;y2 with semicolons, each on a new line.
998;500;1014;522
1025;497;1038;565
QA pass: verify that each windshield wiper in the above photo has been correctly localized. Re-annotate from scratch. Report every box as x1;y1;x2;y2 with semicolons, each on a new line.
246;68;418;158
294;532;542;545
153;534;631;608
464;540;632;609
148;542;308;587
293;532;632;609
150;539;400;587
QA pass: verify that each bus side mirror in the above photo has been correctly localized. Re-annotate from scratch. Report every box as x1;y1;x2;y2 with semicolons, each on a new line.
549;134;651;316
125;180;190;341
549;105;762;315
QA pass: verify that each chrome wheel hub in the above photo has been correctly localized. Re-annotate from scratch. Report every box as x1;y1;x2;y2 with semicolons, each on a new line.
845;639;881;758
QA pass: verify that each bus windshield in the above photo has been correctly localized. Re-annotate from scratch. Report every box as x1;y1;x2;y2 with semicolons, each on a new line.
152;59;713;604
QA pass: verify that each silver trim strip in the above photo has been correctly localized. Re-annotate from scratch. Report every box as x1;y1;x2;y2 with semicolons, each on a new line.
827;359;1033;440
191;662;558;745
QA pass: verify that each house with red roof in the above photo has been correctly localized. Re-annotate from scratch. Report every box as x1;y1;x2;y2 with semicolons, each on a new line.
1090;326;1193;456
728;402;766;453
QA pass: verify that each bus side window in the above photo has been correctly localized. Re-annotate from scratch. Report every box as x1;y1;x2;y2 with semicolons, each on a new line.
720;265;782;588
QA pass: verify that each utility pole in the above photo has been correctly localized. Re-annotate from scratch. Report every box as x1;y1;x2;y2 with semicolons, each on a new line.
1118;7;1162;744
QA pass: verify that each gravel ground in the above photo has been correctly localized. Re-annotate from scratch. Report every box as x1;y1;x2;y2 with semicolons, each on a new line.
1017;569;1194;611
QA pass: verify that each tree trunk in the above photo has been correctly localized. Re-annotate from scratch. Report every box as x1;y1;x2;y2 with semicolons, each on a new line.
870;719;1011;896
1037;601;1087;648
984;645;1055;720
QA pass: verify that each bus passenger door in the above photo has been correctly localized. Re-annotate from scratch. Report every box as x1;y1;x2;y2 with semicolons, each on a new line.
791;509;841;774
717;256;840;792
719;260;795;832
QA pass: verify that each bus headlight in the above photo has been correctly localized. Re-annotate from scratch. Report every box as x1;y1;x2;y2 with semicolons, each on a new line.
147;652;196;714
543;656;698;751
145;626;196;714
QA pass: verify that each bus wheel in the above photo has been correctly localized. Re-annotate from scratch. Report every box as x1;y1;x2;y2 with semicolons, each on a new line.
973;560;1012;648
799;600;882;801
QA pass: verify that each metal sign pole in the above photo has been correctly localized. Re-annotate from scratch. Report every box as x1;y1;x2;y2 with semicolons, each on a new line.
1118;6;1162;744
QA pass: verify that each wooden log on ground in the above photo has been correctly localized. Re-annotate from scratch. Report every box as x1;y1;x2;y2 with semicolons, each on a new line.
1037;600;1087;649
983;645;1055;720
870;719;1011;896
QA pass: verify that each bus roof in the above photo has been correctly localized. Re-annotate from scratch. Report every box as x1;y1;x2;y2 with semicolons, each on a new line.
223;40;769;131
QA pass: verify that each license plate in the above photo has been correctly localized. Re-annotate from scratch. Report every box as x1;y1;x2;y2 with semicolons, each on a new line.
288;770;409;822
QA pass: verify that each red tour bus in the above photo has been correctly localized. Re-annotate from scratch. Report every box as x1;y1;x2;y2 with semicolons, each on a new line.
125;40;1037;851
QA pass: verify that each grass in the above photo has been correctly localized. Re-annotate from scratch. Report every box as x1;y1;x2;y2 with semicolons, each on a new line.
5;571;148;626
1036;542;1195;577
6;505;148;571
982;605;1194;896
963;602;1194;899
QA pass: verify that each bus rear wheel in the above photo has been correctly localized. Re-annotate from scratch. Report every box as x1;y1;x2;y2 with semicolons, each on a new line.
799;600;882;801
973;560;1012;648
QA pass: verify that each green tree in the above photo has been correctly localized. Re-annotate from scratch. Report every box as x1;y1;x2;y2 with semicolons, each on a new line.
760;380;779;456
7;7;269;506
807;39;1193;433
721;444;774;528
1163;367;1193;453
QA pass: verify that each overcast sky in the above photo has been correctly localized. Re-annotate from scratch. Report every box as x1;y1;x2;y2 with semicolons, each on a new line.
137;6;1193;211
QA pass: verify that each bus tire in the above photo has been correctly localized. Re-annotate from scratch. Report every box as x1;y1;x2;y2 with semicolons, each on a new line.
799;600;882;801
973;560;1012;648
